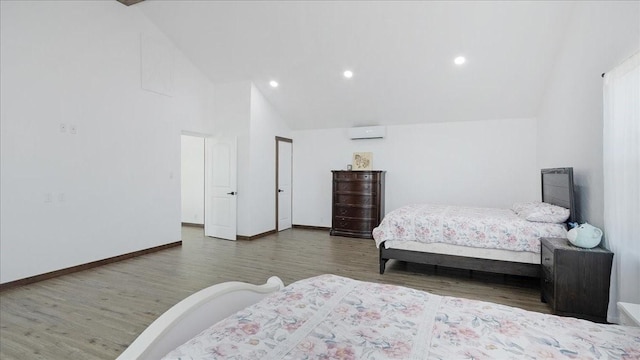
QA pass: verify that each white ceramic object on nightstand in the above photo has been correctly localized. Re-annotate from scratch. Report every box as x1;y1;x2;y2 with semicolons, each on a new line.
618;302;640;326
567;223;603;249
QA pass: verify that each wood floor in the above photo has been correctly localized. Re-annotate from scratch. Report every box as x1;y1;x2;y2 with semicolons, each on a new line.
0;227;551;360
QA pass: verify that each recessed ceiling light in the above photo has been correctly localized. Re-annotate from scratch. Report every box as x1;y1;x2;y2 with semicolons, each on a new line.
454;56;466;65
269;80;279;88
343;70;353;78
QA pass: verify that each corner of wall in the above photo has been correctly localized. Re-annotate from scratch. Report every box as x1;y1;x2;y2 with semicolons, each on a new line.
534;1;640;229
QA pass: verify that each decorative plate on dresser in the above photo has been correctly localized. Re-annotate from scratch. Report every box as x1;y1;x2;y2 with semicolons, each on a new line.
330;170;385;239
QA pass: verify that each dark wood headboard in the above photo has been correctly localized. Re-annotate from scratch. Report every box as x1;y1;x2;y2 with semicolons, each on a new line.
541;167;576;224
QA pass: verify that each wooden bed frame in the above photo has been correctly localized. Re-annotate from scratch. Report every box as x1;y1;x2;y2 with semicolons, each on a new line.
117;277;284;360
379;168;576;277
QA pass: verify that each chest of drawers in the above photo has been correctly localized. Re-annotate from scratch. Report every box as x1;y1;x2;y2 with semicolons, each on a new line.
330;171;385;239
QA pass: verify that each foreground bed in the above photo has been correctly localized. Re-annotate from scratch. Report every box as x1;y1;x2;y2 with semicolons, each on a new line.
117;277;284;360
375;168;576;277
121;275;640;359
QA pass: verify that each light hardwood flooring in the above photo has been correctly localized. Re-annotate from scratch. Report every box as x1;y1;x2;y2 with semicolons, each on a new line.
0;227;551;359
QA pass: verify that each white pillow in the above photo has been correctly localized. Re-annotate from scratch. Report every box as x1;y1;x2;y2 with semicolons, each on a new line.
512;201;543;215
512;202;570;223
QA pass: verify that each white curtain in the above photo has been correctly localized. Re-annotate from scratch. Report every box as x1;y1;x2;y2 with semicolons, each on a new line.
603;52;640;323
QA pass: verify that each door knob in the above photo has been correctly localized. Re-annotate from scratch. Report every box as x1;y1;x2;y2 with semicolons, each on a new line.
227;191;236;195
278;189;284;193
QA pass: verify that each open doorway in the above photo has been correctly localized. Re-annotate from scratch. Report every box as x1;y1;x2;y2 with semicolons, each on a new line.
181;134;205;227
181;132;238;240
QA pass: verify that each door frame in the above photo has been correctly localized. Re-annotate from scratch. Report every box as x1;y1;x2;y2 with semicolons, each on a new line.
275;136;293;231
180;131;208;228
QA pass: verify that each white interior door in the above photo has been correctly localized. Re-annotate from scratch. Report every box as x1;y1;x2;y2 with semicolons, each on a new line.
204;136;237;240
277;140;292;231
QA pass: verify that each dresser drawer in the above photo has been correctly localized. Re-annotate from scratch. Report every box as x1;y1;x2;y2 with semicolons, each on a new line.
541;268;554;306
334;206;376;218
334;180;375;192
334;172;376;181
335;193;377;206
540;241;555;306
333;217;377;232
541;244;554;275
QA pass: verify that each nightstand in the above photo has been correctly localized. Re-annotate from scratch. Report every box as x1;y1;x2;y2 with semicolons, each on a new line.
540;237;613;323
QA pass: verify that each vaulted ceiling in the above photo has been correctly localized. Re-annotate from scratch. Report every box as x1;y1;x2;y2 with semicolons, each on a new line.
138;1;575;130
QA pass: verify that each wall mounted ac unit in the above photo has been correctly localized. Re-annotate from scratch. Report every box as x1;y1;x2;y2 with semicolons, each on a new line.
348;126;386;140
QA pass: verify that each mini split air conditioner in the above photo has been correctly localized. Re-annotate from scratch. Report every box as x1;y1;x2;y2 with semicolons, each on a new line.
348;126;386;140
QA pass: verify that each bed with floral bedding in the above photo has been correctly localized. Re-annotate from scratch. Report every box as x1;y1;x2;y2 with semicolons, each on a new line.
163;274;639;360
375;168;577;277
372;203;568;253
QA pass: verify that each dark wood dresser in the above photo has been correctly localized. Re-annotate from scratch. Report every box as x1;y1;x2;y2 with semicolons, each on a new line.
330;170;385;239
540;237;613;323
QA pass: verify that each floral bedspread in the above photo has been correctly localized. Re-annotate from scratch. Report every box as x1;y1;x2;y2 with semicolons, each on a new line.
163;275;640;360
372;204;567;253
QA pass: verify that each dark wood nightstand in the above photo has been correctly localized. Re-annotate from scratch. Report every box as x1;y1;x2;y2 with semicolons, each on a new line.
540;237;613;323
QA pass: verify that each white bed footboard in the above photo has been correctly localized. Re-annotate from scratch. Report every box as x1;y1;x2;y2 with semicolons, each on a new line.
117;276;285;360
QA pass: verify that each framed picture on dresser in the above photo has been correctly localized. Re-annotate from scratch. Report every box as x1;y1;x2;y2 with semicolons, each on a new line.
352;152;372;171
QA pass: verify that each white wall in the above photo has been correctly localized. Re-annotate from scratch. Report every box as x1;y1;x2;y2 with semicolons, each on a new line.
292;118;539;227
0;2;215;283
181;135;205;224
248;84;293;235
211;82;292;236
537;1;639;233
211;81;252;236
